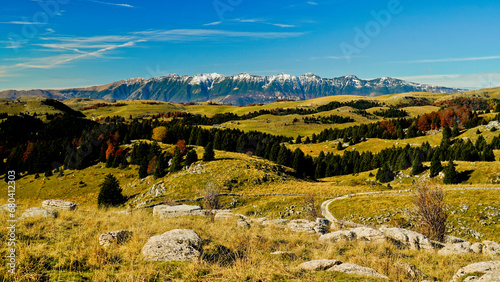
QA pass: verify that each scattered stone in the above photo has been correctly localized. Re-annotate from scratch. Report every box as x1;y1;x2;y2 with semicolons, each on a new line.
287;219;326;234
438;242;472;256
42;199;77;211
99;230;133;247
451;261;500;282
351;227;385;243
213;210;243;221
262;219;289;226
327;263;389;279
237;219;251;228
445;235;469;244
21;207;58;218
142;229;202;261
316;218;330;226
319;230;355;242
394;262;429;280
379;226;434;250
297;259;342;271
482;241;500;256
153;204;208;219
471;242;484;254
270;251;293;255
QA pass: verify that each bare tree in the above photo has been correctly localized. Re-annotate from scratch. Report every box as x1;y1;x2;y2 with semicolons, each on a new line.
413;184;448;242
203;183;220;221
303;194;318;220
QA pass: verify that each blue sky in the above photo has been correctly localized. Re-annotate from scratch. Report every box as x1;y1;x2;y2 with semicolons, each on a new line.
1;0;500;90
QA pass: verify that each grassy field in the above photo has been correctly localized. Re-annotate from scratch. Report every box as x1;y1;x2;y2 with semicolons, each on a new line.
328;188;500;243
0;205;495;281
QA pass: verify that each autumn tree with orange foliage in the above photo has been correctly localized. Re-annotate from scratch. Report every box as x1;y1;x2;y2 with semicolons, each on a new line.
152;126;168;142
176;140;187;154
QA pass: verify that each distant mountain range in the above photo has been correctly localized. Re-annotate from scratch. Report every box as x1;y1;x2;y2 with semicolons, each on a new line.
0;73;463;105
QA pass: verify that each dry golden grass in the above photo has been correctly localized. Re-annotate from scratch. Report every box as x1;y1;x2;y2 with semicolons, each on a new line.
0;205;495;281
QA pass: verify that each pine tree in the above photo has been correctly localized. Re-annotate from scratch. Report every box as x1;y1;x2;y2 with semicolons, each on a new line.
269;142;280;161
276;145;289;166
411;154;424;175
337;142;343;150
202;142;215;162
397;125;405;139
443;160;459;184
185;149;198;166
106;155;114;168
295;135;302;144
429;155;443;177
376;163;394;183
112;155;121;168
442;125;452;141
99;144;107;163
138;159;148;178
292;148;305;178
482;146;495;161
154;153;167;178
170;146;183;172
452;122;460;137
213;132;222;150
97;174;125;208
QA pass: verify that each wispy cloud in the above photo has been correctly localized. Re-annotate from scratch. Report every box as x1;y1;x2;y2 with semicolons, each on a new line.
311;55;360;60
203;21;222;26
87;0;134;8
2;29;305;72
307;1;319;5
397;72;500;89
0;21;45;25
393;56;500;64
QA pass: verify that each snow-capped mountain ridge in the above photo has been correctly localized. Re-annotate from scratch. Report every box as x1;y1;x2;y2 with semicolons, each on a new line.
0;73;463;105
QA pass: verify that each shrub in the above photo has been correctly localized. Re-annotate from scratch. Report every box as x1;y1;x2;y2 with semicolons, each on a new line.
203;183;220;211
302;194;317;220
97;174;126;208
413;184;448;242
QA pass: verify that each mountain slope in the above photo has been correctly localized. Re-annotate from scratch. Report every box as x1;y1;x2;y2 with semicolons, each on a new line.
0;73;462;105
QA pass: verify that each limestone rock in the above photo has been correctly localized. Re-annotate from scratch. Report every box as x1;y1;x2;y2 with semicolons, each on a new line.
22;207;58;218
469;270;500;281
153;204;207;219
351;227;385;243
482;241;500;256
42;199;77;211
1;204;15;212
287;219;326;234
142;229;202;261
438;242;472;256
451;261;500;282
319;230;355;242
316;218;330;226
297;259;342;271
471;242;484;254
213;210;242;221
444;235;469;244
394;262;429;280
237;219;251;228
99;230;133;247
379;226;433;250
262;219;289;226
327;263;389;279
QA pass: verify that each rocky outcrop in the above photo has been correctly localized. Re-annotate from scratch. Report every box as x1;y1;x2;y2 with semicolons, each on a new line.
351;227;385;243
394;262;429;280
99;230;133;247
287;219;327;235
262;218;289;226
471;242;484;254
318;230;356;242
42;199;78;211
297;259;342;271
327;263;389;279
482;241;500;256
451;261;500;282
153;205;208;219
438;242;472;256
142;229;202;261
22;207;58;218
379;226;434;250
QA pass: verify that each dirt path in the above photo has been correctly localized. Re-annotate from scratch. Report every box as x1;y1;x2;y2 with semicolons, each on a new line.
320;187;500;227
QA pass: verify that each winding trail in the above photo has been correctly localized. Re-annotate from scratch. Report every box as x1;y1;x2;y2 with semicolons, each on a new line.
320;187;500;227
